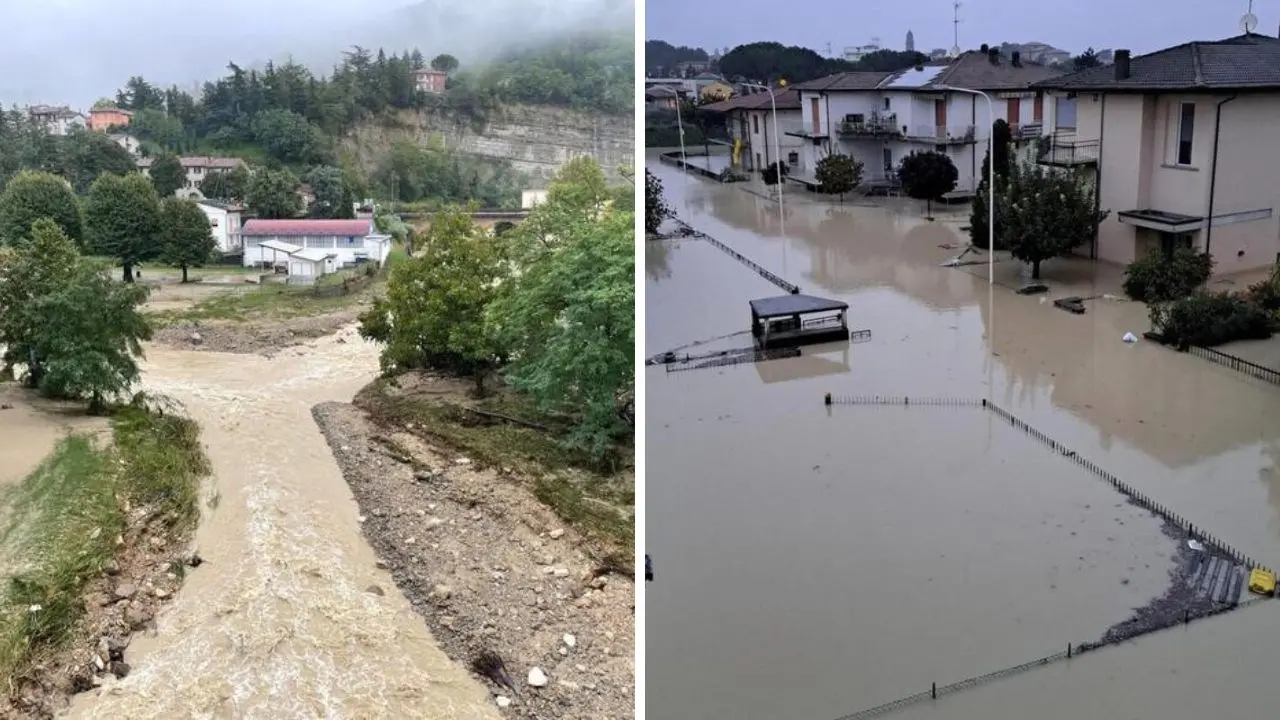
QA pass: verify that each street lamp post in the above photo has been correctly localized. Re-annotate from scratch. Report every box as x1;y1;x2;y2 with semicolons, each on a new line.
937;85;995;286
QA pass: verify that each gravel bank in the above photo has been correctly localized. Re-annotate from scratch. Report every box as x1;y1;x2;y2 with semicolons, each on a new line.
312;401;635;719
152;312;359;355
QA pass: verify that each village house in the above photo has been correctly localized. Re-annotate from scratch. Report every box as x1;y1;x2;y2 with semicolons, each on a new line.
1032;33;1280;275
788;50;1063;193
414;68;448;93
240;219;392;276
136;155;246;198
87;107;132;132
108;133;142;158
645;85;681;111
702;90;806;173
195;200;244;254
28;105;85;135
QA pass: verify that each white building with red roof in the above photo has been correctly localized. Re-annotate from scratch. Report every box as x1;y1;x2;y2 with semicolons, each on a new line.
240;218;392;274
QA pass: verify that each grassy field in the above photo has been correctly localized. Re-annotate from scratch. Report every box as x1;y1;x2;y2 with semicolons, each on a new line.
0;404;209;689
355;375;634;555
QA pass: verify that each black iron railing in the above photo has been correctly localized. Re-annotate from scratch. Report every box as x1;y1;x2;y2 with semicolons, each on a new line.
1036;135;1100;165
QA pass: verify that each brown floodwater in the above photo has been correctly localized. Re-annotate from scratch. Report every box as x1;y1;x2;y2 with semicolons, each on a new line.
645;156;1280;720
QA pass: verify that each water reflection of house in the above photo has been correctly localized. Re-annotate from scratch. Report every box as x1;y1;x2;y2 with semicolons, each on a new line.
974;287;1280;469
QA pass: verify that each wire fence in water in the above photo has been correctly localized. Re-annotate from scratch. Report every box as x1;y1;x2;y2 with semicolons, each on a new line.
1185;344;1280;387
668;218;800;294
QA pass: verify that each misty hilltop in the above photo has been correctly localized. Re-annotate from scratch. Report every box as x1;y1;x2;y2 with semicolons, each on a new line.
0;0;633;108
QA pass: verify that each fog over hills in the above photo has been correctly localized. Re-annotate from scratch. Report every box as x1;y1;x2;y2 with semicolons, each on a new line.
0;0;632;108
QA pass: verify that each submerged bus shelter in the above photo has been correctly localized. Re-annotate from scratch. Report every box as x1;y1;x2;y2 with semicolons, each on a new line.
750;294;850;350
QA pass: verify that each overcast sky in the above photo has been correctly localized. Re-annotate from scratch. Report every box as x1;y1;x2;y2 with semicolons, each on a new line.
646;0;1274;56
0;0;631;108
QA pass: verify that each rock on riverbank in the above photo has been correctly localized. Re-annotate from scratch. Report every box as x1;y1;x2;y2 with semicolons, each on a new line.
311;402;634;719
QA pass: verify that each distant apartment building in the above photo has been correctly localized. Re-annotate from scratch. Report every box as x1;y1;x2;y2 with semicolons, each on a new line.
87;107;132;132
195;200;244;254
28;105;86;135
843;43;882;63
702;89;806;173
136;155;246;198
414;68;448;94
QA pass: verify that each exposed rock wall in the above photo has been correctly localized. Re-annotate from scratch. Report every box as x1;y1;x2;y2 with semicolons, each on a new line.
342;105;633;187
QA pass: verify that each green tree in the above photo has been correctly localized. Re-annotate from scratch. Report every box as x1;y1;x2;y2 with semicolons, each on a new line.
130;108;188;151
199;164;250;201
814;153;863;202
999;161;1110;280
489;159;635;457
148;153;186;197
644;169;670;233
359;208;507;393
251;108;326;164
0;219;82;386
897;150;958;219
761;160;789;186
430;53;460;73
58;128;138;194
84;172;162;282
246;167;302;219
1123;247;1214;302
547;156;610;212
158;197;217;283
28;256;152;413
0;170;83;247
305;165;347;218
1073;48;1101;70
970;120;1014;249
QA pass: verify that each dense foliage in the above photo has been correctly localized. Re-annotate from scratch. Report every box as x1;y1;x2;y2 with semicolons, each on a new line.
371;138;523;209
84;172;162;282
360;157;634;459
157;197;218;282
997;161;1108;279
246;167;303;219
0;114;136;196
0;170;83;246
761;161;789;186
645;40;711;76
0;219;151;410
717;41;926;84
1123;247;1214;303
1150;291;1273;349
815;153;863;201
645;169;670;234
148;153;185;197
897;151;957;218
969;119;1013;249
468;32;632;114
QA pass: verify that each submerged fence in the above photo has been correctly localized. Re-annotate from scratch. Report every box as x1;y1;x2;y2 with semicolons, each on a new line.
663;347;802;373
1185;345;1280;387
669;218;800;294
821;393;1276;720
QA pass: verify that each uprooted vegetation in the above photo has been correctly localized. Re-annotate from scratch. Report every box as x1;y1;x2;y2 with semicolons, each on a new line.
0;395;210;717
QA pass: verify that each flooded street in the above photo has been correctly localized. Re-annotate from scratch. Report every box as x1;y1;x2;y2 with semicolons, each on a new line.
68;328;497;719
646;157;1280;719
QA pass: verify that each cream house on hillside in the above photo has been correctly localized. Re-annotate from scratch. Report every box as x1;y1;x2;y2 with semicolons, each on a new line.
1033;33;1280;274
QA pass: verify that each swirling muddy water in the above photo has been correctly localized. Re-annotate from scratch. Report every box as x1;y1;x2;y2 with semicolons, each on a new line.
67;328;498;720
646;156;1280;720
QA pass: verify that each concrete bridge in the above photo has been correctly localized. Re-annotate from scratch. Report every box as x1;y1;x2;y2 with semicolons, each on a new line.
399;209;529;234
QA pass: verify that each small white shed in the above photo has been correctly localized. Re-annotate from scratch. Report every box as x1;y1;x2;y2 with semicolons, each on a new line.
258;239;301;269
287;247;337;280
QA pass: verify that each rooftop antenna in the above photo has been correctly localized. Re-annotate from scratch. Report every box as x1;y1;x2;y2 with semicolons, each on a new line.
825;41;833;57
951;1;963;57
1240;0;1259;33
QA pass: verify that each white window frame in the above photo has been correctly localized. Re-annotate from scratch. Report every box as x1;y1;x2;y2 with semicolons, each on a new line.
1170;101;1196;167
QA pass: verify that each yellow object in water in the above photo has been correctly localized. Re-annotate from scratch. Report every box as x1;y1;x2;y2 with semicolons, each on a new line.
1248;568;1276;596
732;138;743;167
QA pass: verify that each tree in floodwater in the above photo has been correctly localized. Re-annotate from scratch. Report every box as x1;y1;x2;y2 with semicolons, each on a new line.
645;169;670;233
897;150;957;219
999;161;1109;280
814;152;863;202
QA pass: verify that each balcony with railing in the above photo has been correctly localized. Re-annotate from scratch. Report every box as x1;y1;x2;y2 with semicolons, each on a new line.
906;124;978;145
837;113;902;139
1009;122;1044;141
1036;134;1100;166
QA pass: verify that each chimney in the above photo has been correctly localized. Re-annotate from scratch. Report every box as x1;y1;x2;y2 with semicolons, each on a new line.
1115;49;1131;80
988;48;1000;64
1011;50;1022;67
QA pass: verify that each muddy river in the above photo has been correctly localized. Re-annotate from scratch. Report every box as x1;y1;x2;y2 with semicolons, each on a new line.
67;329;498;719
645;156;1280;719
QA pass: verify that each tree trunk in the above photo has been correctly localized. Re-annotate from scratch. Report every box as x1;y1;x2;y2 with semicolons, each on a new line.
926;198;933;219
181;264;189;283
88;393;105;416
1032;259;1042;280
122;262;135;283
473;367;487;398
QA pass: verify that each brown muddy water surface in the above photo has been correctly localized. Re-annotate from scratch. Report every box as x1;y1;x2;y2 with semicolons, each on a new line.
645;157;1280;720
67;329;497;719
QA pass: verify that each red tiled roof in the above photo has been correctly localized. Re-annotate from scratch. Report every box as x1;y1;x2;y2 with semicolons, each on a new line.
241;219;373;237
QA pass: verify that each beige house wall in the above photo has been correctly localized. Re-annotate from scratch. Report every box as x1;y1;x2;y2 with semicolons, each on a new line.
1079;91;1280;273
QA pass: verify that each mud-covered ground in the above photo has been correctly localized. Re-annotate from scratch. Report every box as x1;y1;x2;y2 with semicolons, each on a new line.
312;402;635;720
152;311;361;355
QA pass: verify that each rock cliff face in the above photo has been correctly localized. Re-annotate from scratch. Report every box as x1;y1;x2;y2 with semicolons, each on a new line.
342;105;633;187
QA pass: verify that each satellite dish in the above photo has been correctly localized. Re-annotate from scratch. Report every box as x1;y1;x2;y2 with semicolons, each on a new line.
1241;12;1259;32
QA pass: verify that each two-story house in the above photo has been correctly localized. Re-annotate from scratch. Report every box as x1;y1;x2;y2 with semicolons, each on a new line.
702;90;805;173
789;50;1063;193
137;156;246;198
87;107;132;132
414;68;448;94
196;200;244;254
28;105;86;136
1032;33;1280;275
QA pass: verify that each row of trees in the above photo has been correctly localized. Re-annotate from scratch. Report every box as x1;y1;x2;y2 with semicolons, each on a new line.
0;170;217;282
359;157;634;458
0;115;137;194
